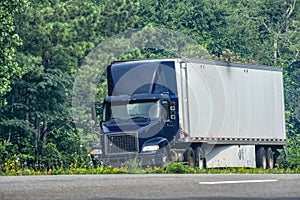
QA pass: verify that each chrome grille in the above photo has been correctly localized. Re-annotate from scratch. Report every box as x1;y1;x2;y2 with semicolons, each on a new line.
105;133;138;154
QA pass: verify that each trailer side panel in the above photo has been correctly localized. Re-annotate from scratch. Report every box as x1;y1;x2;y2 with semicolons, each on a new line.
178;61;285;143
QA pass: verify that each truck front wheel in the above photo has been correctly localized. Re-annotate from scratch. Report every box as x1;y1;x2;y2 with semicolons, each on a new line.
184;147;195;168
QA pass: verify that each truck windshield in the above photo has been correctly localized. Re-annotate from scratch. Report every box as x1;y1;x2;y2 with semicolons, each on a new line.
103;101;160;122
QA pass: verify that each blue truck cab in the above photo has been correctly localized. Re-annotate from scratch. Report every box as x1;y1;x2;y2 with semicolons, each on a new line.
96;59;180;167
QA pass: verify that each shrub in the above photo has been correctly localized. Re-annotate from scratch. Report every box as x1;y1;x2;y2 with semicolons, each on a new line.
166;162;195;174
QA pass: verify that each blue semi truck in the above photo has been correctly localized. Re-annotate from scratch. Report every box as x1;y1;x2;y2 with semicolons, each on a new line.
90;58;286;169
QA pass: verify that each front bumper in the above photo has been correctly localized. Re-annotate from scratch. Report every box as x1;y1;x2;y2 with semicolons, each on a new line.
91;151;165;168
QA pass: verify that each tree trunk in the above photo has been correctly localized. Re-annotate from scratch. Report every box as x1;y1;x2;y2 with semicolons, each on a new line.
26;96;30;122
274;37;278;65
42;117;48;142
8;95;15;142
35;116;41;144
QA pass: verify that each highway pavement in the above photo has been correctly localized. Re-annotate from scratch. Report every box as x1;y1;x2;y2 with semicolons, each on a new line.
0;174;299;200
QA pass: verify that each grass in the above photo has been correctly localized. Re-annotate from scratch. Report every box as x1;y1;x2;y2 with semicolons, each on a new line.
1;161;300;176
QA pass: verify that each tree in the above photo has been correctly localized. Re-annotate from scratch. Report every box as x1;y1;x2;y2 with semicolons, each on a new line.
285;61;300;168
1;0;142;168
219;0;299;66
1;0;102;166
0;0;28;102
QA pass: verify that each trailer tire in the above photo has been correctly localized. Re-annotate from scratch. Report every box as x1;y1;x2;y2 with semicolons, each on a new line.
256;147;267;169
195;146;206;169
184;147;195;168
266;147;274;169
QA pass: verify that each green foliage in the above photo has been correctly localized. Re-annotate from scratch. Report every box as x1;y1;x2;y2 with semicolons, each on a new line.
41;143;62;168
2;161;300;175
223;0;300;66
0;140;12;163
0;0;299;171
0;0;28;99
166;162;196;174
284;61;300;168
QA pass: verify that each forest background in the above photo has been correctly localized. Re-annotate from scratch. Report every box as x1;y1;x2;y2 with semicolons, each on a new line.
0;0;299;172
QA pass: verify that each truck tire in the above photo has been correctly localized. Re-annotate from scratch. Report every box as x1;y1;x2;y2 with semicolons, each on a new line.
266;147;274;169
256;147;267;169
184;147;195;168
195;146;206;169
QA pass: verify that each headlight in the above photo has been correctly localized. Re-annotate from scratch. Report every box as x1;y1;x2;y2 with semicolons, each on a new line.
90;149;102;155
142;145;160;152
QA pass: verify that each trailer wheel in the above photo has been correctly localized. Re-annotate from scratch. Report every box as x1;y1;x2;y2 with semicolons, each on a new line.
184;147;195;168
266;147;274;169
195;146;206;169
256;147;267;169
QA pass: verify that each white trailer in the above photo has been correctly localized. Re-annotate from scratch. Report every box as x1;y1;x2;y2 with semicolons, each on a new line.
174;58;286;168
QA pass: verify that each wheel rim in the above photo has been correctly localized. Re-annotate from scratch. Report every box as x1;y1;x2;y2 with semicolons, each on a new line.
262;155;267;169
267;148;274;169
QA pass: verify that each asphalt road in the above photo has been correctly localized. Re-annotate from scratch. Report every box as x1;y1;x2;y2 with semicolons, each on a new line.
0;174;299;200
